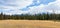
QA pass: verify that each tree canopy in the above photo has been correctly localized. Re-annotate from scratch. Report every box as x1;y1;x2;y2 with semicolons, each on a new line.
0;13;60;20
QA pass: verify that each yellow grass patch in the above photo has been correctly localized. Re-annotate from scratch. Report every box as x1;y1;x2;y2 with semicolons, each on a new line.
0;20;60;28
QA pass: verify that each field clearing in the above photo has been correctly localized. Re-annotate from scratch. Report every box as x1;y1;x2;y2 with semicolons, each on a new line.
0;20;60;28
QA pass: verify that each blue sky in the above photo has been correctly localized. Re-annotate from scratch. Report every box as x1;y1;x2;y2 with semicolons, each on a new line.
0;0;60;15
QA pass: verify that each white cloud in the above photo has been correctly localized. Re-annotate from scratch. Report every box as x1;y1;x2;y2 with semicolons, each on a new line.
0;0;33;8
1;0;60;15
44;0;60;14
0;0;33;15
27;4;45;14
25;0;60;14
0;0;33;9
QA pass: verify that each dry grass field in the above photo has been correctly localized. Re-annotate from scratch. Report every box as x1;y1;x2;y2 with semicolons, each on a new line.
0;20;60;28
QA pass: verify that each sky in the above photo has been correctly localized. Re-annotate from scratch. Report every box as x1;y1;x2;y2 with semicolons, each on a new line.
0;0;60;15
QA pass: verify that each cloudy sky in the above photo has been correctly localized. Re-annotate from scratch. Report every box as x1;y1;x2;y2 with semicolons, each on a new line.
0;0;60;15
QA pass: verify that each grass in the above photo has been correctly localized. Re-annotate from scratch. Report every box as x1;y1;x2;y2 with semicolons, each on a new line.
0;20;60;28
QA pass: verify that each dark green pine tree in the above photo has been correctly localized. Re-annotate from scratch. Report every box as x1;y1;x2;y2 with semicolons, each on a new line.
0;12;3;20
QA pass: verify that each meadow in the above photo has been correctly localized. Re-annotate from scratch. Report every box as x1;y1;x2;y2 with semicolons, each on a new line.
0;20;60;28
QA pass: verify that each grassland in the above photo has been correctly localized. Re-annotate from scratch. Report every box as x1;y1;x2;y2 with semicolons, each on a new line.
0;20;60;28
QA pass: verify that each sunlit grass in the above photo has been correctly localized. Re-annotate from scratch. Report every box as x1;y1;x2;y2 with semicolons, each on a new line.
0;20;60;28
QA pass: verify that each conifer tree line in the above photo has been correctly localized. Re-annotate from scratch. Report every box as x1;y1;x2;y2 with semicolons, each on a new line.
0;13;60;20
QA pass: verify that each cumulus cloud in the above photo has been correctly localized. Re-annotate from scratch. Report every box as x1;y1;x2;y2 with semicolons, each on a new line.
44;0;60;14
0;0;60;15
0;0;33;9
27;4;45;14
0;0;33;15
26;0;57;14
0;0;33;8
27;0;60;14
